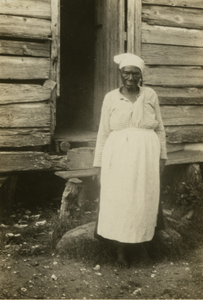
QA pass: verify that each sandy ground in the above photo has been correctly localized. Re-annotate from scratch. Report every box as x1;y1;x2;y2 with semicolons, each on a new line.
0;174;203;299
0;240;203;299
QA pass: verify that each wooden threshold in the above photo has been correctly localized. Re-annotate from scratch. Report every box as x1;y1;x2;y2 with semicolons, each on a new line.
54;128;97;143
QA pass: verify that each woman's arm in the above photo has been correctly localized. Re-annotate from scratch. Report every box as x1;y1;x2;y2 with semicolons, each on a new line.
93;95;112;167
153;93;167;161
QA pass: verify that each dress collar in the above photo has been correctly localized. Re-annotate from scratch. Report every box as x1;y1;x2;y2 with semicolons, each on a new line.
118;86;142;101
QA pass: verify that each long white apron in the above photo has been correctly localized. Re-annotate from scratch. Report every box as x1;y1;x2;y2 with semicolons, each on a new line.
97;128;160;243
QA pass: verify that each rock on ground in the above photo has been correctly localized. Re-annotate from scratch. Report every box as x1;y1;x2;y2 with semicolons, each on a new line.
56;221;96;252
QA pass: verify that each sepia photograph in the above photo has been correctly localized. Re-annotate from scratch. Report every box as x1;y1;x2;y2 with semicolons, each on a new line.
0;0;203;299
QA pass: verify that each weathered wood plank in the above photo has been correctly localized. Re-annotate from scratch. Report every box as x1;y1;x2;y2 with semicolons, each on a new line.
166;143;184;153
67;148;95;170
143;66;203;87
55;168;98;180
0;152;67;173
0;15;51;39
166;143;203;153
0;0;51;19
50;0;60;136
166;150;203;165
54;129;97;143
0;57;50;80
0;103;50;127
0;128;50;147
161;106;203;126
142;23;203;47
152;86;203;105
142;5;203;30
142;44;203;65
127;0;142;56
0;39;50;57
165;126;203;143
142;0;203;9
0;84;51;104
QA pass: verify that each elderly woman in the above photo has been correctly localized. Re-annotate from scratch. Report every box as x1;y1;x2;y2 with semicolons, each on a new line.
93;53;167;267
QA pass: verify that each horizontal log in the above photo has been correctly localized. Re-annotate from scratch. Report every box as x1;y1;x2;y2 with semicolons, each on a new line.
143;66;203;87
0;0;51;19
142;0;203;9
0;39;50;57
165;126;203;143
142;44;203;65
142;5;203;30
0;152;67;173
0;103;50;127
0;57;50;80
166;143;203;153
0;128;50;147
151;86;203;105
0;15;51;40
166;143;184;153
67;148;95;170
142;23;203;47
54;128;97;142
0;84;51;104
166;150;203;165
161;106;203;126
55;168;98;180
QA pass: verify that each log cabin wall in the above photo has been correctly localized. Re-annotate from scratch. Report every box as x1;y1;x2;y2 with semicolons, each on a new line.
141;0;203;165
93;0;203;166
0;0;63;173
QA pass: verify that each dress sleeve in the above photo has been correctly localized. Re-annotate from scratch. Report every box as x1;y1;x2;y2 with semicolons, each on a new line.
153;93;168;160
93;95;112;167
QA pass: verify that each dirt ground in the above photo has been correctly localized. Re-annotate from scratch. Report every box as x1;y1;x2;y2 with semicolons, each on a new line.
0;173;203;299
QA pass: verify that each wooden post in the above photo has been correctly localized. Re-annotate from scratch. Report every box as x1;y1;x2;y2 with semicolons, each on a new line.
127;0;142;56
50;0;60;136
0;175;18;221
59;178;85;222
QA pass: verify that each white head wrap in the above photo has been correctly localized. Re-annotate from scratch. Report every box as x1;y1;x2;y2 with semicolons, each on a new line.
114;53;145;74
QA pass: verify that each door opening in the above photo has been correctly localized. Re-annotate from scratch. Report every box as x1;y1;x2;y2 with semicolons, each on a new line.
56;0;95;134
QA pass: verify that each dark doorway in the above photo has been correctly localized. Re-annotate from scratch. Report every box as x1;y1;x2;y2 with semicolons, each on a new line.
57;0;95;131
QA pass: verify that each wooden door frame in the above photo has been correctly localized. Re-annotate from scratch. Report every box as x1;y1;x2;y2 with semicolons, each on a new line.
50;0;60;136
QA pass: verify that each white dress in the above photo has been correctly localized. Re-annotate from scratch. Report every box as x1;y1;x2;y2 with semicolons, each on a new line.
93;87;167;243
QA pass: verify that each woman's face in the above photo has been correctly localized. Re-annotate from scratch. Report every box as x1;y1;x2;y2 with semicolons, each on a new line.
120;66;142;90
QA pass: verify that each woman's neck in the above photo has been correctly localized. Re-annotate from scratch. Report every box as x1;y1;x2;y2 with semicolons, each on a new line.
122;86;140;96
121;86;141;103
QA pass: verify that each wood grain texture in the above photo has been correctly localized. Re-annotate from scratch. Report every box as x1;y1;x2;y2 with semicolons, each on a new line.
166;143;184;153
143;66;203;87
152;86;203;105
142;22;203;47
0;39;50;57
0;152;67;172
127;0;142;55
142;5;203;30
0;128;50;147
166;150;203;165
55;168;98;180
0;84;51;104
142;44;203;65
142;0;203;9
0;57;50;80
161;106;203;126
51;0;60;96
0;0;51;19
165;126;203;143
0;103;50;127
0;15;51;39
50;0;60;136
